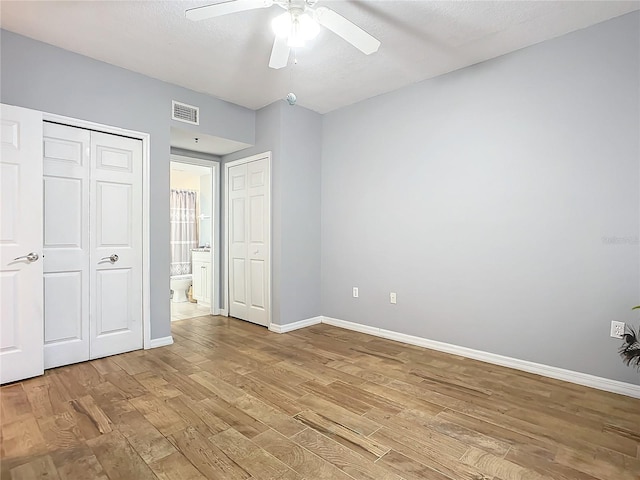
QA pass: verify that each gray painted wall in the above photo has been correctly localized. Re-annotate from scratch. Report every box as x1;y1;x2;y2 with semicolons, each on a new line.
280;105;323;323
321;12;640;384
224;102;322;325
1;30;255;340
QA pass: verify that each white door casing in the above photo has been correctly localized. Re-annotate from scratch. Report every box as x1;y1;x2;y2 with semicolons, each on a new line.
43;122;91;369
170;155;219;316
90;131;143;358
0;104;44;384
227;155;270;327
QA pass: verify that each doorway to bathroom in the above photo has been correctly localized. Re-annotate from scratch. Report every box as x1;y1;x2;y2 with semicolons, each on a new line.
169;155;219;322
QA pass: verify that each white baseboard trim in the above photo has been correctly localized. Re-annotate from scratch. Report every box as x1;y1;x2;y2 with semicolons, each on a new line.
269;316;323;334
219;308;228;317
321;316;640;399
148;336;174;349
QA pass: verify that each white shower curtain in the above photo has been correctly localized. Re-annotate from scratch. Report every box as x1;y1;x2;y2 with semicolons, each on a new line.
170;189;197;276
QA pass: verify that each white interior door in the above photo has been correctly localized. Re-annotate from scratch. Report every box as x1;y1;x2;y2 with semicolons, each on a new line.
43;122;90;369
0;104;44;384
228;157;270;327
90;131;143;358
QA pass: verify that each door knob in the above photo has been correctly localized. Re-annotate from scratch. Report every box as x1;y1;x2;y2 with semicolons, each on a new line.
13;252;39;262
101;254;119;263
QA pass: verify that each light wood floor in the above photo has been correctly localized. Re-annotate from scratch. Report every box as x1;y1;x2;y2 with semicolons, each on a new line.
1;316;639;480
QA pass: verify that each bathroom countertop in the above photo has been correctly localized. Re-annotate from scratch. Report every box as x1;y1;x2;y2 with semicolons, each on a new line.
192;247;211;252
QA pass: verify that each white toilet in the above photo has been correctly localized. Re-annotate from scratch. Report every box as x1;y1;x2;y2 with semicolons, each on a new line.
170;274;192;303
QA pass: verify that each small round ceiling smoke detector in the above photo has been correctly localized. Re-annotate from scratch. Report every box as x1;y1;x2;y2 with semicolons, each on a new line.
286;92;297;106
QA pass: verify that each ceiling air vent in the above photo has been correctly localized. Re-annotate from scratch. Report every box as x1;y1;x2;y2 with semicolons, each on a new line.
172;100;199;125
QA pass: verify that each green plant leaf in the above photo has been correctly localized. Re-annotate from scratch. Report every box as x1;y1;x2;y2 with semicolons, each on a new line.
632;306;640;310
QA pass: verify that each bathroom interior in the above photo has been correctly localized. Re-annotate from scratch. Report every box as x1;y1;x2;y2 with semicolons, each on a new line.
170;160;214;321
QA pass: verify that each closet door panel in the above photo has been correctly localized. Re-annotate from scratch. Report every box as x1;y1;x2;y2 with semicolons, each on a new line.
90;131;142;359
95;268;132;335
96;181;132;246
44;176;83;248
229;165;249;317
44;271;83;343
42;122;90;369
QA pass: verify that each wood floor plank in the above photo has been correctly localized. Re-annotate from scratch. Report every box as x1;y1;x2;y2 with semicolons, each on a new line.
149;451;208;480
300;380;373;415
115;410;177;464
87;430;158;480
50;444;109;480
369;427;490;480
170;426;251;480
225;373;305;416
231;394;305;438
504;444;600;480
555;445;640;480
160;372;214;402
359;379;445;415
365;408;469;459
399;408;512;456
193;396;268;439
36;411;84;451
129;394;192;436
297;393;382;436
293;410;390;460
70;395;113;436
104;370;148;399
2;317;638;480
189;371;247;403
252;428;353;480
1;384;32;422
9;454;60;480
377;449;453;480
323;380;404;414
291;427;404;480
463;446;557;480
134;372;183;399
22;380;56;419
1;416;47;460
210;428;303;480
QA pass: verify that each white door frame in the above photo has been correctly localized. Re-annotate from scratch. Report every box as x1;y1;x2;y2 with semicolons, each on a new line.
43;112;152;349
223;151;272;326
170;153;220;315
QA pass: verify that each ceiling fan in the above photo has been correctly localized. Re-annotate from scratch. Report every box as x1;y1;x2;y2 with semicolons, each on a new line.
186;0;381;69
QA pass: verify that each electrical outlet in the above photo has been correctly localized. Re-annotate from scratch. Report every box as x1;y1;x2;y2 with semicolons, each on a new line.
390;292;397;304
352;287;358;298
611;321;625;338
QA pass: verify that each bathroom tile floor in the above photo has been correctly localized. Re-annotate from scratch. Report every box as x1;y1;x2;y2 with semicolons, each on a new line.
171;301;211;321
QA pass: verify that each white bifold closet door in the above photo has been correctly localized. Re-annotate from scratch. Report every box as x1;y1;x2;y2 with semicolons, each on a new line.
228;158;270;327
43;122;142;369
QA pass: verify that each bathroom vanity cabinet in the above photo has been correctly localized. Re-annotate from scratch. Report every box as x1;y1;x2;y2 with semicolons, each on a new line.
192;250;211;307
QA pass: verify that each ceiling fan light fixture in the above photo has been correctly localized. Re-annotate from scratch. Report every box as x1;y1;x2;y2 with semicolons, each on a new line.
298;13;319;40
272;10;319;47
271;12;291;38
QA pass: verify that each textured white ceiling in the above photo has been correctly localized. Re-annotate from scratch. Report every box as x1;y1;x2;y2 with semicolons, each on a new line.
1;1;638;114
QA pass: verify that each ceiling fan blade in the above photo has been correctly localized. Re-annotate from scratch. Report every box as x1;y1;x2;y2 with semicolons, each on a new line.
314;6;380;55
186;0;273;21
269;35;290;69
